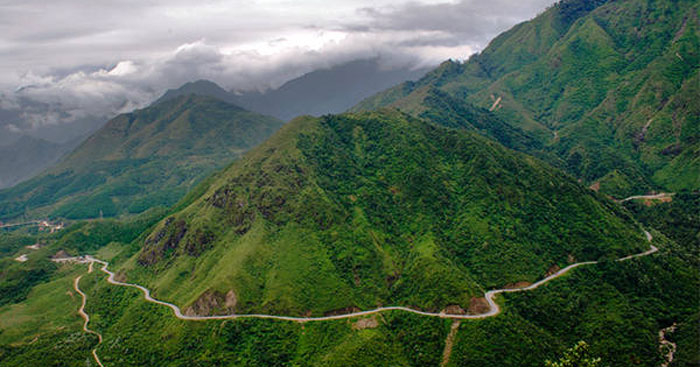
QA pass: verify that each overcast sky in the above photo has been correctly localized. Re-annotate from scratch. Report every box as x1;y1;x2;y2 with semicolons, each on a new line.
0;0;556;135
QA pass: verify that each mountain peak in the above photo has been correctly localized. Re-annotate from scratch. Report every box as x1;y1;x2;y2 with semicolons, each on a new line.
156;79;236;106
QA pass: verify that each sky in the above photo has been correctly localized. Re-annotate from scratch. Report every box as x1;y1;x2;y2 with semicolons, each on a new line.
0;0;556;138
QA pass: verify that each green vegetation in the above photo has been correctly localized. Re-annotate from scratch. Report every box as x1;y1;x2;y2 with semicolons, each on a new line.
671;312;700;367
0;0;697;365
545;341;602;367
0;265;84;345
119;110;646;317
623;192;699;253
448;234;698;367
0;208;164;308
353;0;700;197
0;94;282;221
0;227;696;367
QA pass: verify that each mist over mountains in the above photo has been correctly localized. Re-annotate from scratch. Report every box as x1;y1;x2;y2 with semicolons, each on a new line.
0;0;698;366
159;59;428;121
0;58;427;190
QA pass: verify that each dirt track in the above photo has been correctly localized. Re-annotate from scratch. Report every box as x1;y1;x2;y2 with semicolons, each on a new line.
73;263;104;367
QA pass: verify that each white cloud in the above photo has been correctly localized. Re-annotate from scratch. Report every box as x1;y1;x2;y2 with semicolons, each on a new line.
0;0;556;134
6;124;21;133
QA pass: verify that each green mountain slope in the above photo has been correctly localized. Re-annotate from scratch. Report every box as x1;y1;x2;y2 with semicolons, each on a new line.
119;110;647;317
0;94;282;220
353;0;700;196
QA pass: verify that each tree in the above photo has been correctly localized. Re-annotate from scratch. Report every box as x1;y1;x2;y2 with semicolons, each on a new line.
545;341;603;367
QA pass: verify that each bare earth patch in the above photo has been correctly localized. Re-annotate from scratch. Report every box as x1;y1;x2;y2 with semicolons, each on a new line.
545;264;561;277
14;254;28;262
442;305;466;315
352;316;379;330
504;281;533;290
468;297;490;315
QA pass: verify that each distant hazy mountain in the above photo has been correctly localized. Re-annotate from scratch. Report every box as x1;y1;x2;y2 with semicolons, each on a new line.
159;59;429;121
233;59;430;120
156;79;239;106
0;91;282;221
0;100;107;145
0;136;77;189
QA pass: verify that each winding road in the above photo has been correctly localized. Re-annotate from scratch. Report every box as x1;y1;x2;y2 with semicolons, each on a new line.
67;228;657;366
659;323;677;367
69;230;657;323
73;262;104;367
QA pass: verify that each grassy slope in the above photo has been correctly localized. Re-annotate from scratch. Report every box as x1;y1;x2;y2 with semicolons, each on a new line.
0;225;696;367
0;0;696;364
353;0;700;196
0;95;282;221
118;110;645;317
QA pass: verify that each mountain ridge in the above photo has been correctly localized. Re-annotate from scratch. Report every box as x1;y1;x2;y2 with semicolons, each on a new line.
352;0;700;196
0;94;282;221
120;109;646;317
156;59;429;121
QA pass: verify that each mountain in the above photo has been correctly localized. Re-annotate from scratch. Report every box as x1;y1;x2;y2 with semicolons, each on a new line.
353;0;700;197
0;136;77;189
120;109;646;317
233;59;430;121
1;1;699;366
156;80;238;106
158;59;428;122
0;92;282;221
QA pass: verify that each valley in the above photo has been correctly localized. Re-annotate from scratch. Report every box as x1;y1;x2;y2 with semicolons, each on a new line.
0;0;697;366
57;226;657;366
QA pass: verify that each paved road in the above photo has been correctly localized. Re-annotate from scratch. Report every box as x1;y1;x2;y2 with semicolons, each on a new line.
65;230;657;323
64;228;657;367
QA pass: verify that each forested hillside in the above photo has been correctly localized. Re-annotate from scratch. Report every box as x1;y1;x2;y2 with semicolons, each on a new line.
122;110;646;317
354;0;699;197
0;94;282;221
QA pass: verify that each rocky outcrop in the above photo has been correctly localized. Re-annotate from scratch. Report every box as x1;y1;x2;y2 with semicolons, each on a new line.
184;289;237;316
138;217;187;265
183;228;216;257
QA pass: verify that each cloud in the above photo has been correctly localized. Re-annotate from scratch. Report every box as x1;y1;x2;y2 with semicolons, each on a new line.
0;0;556;137
6;124;21;133
355;0;556;49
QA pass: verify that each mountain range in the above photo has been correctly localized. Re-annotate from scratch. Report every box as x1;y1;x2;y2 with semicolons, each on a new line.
123;109;645;317
0;58;426;193
159;58;429;121
353;0;699;197
0;0;698;366
0;95;282;220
